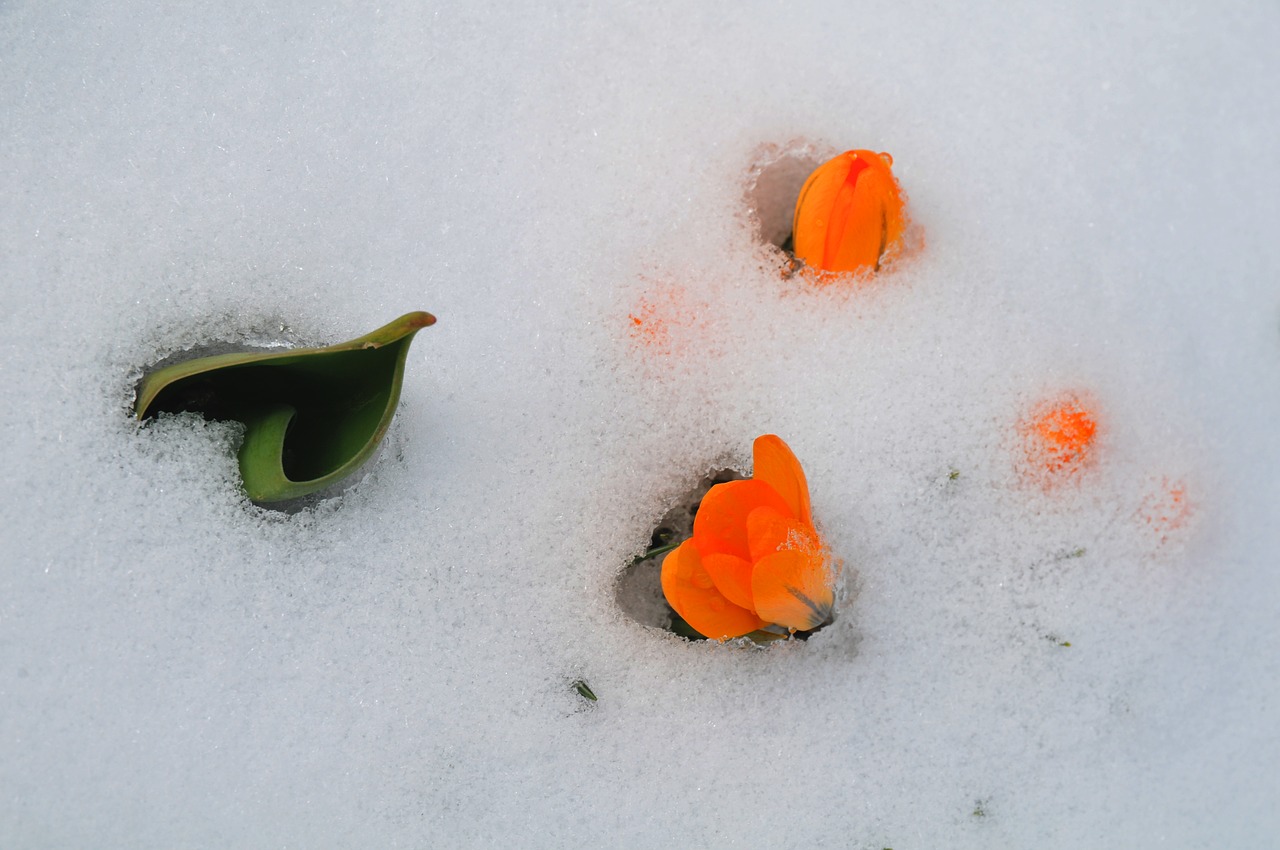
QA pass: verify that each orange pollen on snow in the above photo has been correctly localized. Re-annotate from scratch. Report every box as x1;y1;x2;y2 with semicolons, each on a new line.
627;297;671;349
1025;398;1098;474
1140;478;1193;540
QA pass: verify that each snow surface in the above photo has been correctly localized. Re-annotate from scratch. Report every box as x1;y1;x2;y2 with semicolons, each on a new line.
3;1;1279;847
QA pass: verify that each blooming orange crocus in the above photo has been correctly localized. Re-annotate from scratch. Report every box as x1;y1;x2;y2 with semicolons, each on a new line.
661;435;836;640
792;150;907;278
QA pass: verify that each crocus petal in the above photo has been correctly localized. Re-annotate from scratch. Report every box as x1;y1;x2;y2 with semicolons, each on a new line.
692;479;793;560
661;540;764;639
825;165;899;272
751;549;835;632
745;506;819;563
792;150;906;275
701;552;756;611
792;154;850;264
752;434;812;526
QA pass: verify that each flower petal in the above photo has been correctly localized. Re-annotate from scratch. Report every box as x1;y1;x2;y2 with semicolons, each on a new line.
752;434;812;525
746;506;819;563
829;163;900;273
701;552;755;611
692;479;792;560
792;153;850;267
661;540;764;639
821;154;873;267
751;549;835;632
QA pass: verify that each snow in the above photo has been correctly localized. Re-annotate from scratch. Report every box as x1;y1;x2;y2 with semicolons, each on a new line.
3;1;1279;846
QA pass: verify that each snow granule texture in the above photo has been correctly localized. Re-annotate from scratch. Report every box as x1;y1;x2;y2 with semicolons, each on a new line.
3;1;1278;847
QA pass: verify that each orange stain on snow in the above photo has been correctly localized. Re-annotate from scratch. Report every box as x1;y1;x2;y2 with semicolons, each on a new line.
626;283;707;359
1139;478;1194;543
628;296;671;351
1021;394;1099;480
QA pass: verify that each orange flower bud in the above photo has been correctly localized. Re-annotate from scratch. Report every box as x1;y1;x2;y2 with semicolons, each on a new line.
791;150;907;278
661;435;837;640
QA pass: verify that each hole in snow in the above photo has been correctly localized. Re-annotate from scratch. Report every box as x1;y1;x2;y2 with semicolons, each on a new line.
741;139;835;259
614;467;746;639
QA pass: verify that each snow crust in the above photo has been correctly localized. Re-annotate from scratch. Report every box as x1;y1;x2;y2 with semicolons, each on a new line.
2;1;1278;846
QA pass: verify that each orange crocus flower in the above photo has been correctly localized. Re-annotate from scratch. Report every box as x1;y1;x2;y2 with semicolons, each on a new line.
792;150;907;278
661;435;836;640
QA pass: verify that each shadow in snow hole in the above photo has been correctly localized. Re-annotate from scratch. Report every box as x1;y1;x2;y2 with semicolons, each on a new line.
742;139;834;267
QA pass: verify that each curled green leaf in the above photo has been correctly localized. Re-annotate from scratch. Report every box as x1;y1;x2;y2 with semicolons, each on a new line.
135;311;435;505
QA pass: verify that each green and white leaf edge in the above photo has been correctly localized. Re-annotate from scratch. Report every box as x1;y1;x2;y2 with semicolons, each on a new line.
135;311;435;504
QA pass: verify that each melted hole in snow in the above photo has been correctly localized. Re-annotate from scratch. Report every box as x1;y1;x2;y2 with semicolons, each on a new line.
741;139;834;258
614;468;746;637
132;329;372;514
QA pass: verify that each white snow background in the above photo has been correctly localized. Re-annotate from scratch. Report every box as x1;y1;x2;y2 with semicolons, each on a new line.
3;1;1278;847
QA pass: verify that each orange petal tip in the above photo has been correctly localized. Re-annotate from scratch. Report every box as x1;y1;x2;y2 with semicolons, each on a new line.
752;434;813;525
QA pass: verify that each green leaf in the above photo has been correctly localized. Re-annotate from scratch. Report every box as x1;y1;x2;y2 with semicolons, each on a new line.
630;540;680;566
135;311;435;505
